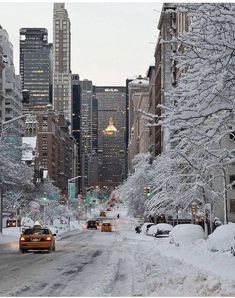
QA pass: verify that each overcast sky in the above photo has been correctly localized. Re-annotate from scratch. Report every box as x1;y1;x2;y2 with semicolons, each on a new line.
0;1;162;86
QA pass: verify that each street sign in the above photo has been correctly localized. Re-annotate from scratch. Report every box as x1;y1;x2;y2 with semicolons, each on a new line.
52;192;59;201
2;134;19;145
85;191;91;205
68;182;76;199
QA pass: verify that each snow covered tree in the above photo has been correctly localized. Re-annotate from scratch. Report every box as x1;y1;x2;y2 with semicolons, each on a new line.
118;153;153;217
145;3;235;223
0;140;34;212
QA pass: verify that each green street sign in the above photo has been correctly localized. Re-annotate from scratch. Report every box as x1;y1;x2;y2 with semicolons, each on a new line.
85;191;91;205
52;192;59;201
68;182;76;199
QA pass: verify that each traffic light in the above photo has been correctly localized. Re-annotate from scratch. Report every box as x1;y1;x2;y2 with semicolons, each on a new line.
146;189;151;198
144;187;151;198
41;193;49;205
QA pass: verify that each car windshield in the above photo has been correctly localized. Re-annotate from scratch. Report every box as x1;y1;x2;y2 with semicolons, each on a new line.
157;230;170;235
23;229;50;235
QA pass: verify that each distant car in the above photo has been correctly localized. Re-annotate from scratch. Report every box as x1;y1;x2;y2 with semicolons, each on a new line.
6;219;18;228
141;222;155;234
107;208;111;211
207;223;235;253
87;220;98;229
101;222;112;232
169;224;206;247
148;223;173;238
19;225;56;253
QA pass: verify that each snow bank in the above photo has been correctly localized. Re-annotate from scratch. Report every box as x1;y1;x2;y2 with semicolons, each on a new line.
207;223;235;252
169;224;206;246
148;223;173;236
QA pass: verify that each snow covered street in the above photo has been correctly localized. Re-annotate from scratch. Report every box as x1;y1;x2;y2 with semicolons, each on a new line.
0;210;235;297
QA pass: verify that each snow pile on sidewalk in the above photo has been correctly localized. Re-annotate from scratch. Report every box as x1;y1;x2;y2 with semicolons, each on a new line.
207;222;235;252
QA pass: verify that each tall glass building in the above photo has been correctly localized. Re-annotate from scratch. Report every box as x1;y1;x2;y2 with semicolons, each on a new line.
93;86;127;187
19;28;52;106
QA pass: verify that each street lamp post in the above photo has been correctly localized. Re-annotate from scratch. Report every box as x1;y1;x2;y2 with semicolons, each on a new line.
67;175;86;225
0;114;30;235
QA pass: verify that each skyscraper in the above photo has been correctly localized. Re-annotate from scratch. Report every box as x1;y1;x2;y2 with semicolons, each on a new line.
94;86;127;186
80;79;93;192
19;28;52;106
53;3;72;127
72;74;81;192
101;117;124;187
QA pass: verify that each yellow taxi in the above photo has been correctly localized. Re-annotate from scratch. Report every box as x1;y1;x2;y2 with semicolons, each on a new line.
101;222;112;232
19;223;56;253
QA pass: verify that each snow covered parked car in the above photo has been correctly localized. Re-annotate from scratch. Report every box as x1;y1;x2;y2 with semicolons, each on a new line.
169;224;206;247
148;223;173;238
207;223;235;253
141;222;155;234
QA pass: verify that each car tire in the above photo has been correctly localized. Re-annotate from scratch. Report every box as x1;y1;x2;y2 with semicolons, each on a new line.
52;245;55;252
20;249;26;253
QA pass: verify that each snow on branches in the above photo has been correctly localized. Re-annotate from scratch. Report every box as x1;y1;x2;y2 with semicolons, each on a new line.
125;3;235;221
117;153;153;218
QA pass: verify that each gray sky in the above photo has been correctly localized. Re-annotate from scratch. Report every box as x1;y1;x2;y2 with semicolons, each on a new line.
0;1;162;86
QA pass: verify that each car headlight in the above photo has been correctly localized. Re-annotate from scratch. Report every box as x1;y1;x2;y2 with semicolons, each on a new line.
20;237;25;241
46;236;52;241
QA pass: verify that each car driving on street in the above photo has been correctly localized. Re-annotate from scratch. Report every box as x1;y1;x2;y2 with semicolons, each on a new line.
19;224;56;253
101;222;112;232
87;220;98;229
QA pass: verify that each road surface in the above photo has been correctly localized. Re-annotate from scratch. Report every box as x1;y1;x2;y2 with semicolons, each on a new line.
0;218;234;296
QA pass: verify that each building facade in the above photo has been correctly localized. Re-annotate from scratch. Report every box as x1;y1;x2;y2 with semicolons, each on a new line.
0;26;22;134
79;79;93;192
101;117;125;188
127;76;149;171
94;86;126;186
20;28;53;106
90;95;99;187
0;45;5;131
72;74;81;191
53;3;72;128
22;105;78;194
147;65;161;157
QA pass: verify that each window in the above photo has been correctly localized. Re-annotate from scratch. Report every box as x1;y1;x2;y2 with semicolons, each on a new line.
229;175;235;189
230;199;235;213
